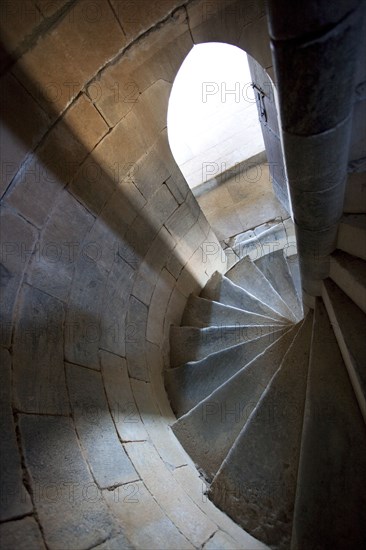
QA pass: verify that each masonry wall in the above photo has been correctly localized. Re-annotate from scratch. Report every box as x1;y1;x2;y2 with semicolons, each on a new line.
0;1;274;548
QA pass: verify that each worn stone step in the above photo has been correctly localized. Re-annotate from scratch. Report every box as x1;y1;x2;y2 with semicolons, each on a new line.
291;299;366;550
226;255;297;322
255;249;303;320
166;327;289;417
200;272;289;323
181;295;285;328
232;219;295;262
343;173;366;214
172;325;300;481
322;278;366;422
285;253;303;308
170;324;286;367
209;312;313;550
330;249;366;314
337;214;366;261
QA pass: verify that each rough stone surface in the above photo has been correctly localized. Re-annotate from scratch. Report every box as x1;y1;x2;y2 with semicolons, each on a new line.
100;350;148;442
292;300;366;550
173;327;299;480
13;284;69;415
0;348;32;521
210;314;313;549
19;414;118;550
0;517;45;550
125;441;217;547
322;278;366;421
126;296;149;381
66;363;138;489
104;480;193;550
170;323;286;366
226;255;296;322
0;206;38;348
338;214;366;261
343;173;366;214
182;295;284;329
0;73;49;196
166;327;287;418
330;249;366;314
200;272;287;322
256;250;303;320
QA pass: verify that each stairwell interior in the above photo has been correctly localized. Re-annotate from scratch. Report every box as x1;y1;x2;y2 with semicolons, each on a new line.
1;1;365;550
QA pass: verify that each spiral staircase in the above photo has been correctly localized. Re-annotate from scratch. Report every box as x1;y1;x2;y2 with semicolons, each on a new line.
165;217;366;549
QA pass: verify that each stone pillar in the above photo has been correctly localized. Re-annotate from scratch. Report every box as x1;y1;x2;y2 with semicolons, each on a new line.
266;0;365;299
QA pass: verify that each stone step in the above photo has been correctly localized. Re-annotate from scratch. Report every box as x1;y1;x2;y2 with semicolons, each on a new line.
322;278;366;423
330;249;366;314
285;253;303;308
166;327;289;418
170;324;286;367
337;214;366;261
171;325;300;482
200;272;289;323
291;299;366;550
181;295;285;328
209;312;313;550
226;256;297;322
231;218;296;263
255;249;303;320
343;172;366;214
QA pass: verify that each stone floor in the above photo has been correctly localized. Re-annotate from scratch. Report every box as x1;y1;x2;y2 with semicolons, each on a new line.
195;163;289;242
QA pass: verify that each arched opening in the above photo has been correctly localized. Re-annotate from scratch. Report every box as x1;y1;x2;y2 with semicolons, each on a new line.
167;42;290;243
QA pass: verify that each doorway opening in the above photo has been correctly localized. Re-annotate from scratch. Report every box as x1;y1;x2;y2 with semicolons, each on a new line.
167;42;289;243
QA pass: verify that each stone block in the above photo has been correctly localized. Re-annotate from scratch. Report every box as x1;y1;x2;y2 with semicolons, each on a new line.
6;93;108;227
273;10;361;134
0;73;49;197
13;284;69;415
267;0;360;40
349;97;366;162
1;1;42;48
131;272;155;305
65;256;109;369
282;119;351;192
147;268;175;345
125;296;149;381
290;183;345;231
104;480;194;550
110;0;183;41
66;363;139;489
19;414;118;549
343;172;366;214
0;517;45;550
131;379;186;467
0;206;38;348
0;348;32;521
13;0;126;117
89;9;192;126
124;440;217;547
28;189;95;302
35;0;68;17
100;350;148;442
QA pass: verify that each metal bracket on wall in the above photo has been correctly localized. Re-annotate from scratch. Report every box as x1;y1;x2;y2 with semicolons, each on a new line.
252;83;267;123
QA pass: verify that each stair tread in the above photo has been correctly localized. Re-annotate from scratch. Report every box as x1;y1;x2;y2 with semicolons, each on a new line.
166;327;289;417
209;312;313;550
330;249;366;314
232;219;295;261
171;325;300;481
181;295;285;328
338;214;366;261
200;272;290;323
226;256;297;322
169;324;286;367
322;278;366;421
285;253;303;307
255;249;303;320
292;299;366;550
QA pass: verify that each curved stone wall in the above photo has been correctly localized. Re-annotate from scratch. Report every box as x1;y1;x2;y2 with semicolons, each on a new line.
0;1;272;548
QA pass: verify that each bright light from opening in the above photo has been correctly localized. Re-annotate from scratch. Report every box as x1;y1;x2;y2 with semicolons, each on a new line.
167;43;265;189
